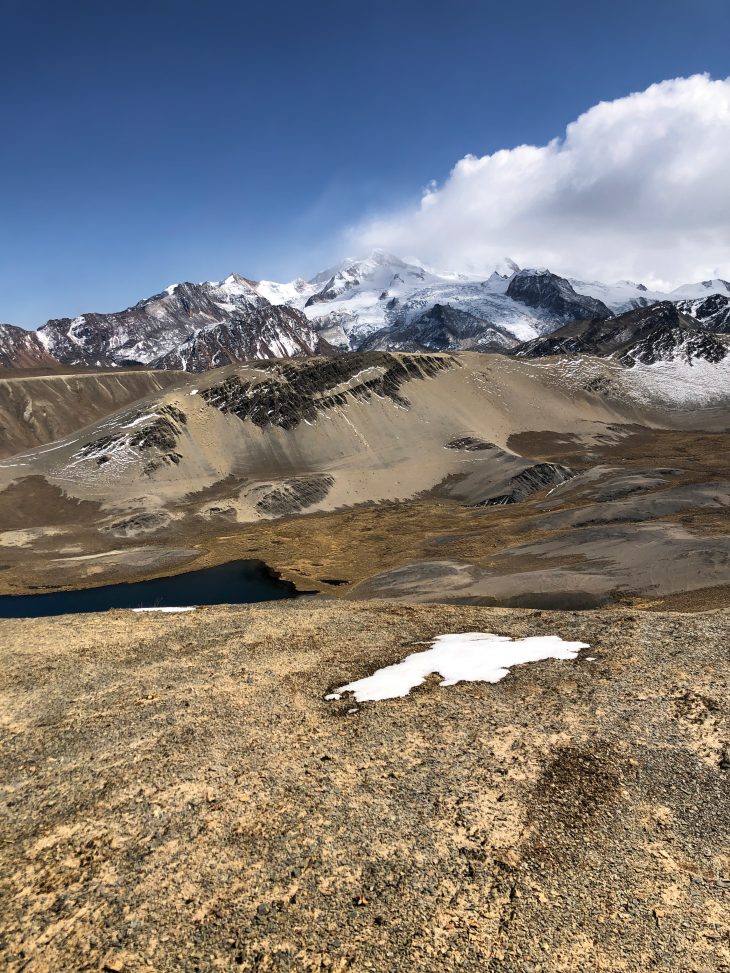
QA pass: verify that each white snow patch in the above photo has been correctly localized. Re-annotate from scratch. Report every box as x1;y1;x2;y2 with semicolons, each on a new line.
629;356;730;406
124;412;159;428
51;549;128;562
131;606;197;613
326;632;589;702
670;278;730;300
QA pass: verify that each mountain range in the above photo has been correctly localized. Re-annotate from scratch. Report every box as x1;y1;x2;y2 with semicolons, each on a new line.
1;249;729;372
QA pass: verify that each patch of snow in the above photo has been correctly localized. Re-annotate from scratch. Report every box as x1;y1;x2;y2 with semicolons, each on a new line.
326;632;589;702
570;278;666;313
51;550;129;562
626;356;730;407
670;278;730;300
131;606;197;613
35;328;52;351
528;353;730;410
124;413;159;428
256;278;314;306
34;438;81;455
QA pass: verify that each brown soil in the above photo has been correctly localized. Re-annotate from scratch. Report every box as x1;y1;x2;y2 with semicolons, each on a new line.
0;476;102;530
1;426;728;609
2;600;730;972
509;426;730;475
0;369;186;458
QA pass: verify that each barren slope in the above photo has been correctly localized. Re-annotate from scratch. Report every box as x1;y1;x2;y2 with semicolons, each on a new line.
0;369;186;458
2;600;730;972
0;351;728;606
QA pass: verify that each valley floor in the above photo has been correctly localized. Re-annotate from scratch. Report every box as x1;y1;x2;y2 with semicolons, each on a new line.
2;424;728;612
2;600;730;972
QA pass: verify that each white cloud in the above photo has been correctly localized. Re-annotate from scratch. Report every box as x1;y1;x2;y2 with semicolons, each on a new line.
349;75;730;288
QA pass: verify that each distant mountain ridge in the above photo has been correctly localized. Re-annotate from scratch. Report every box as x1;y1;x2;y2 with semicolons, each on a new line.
0;323;57;369
359;303;519;353
513;302;729;367
38;274;317;371
2;250;729;372
150;305;322;372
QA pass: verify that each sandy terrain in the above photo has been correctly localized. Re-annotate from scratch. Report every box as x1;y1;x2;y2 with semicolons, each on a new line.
2;600;730;972
0;354;637;510
0;370;185;459
0;353;728;609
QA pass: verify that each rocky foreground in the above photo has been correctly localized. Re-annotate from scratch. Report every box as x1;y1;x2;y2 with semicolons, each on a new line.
2;600;730;972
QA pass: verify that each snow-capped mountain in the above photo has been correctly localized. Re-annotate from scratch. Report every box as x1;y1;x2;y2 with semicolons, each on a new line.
33;275;320;371
267;252;730;353
670;278;730;301
151;305;321;372
0;323;57;368
359;303;518;353
566;278;667;312
568;276;730;315
294;250;480;347
37;274;270;367
3;249;729;373
514;302;728;367
271;252;616;349
675;294;730;334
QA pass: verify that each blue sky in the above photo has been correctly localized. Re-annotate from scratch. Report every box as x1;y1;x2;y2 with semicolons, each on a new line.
1;0;729;326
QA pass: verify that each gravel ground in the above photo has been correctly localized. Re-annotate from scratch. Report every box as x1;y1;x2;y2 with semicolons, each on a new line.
2;600;730;972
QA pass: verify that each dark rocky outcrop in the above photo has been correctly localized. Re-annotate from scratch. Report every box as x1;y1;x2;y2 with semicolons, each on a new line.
101;511;173;537
507;270;612;322
75;404;188;475
514;302;728;366
445;437;498;451
255;475;335;515
201;353;458;431
150;306;320;372
358;304;518;353
475;462;575;506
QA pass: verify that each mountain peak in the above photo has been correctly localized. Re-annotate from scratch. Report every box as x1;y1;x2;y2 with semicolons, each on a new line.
222;272;257;288
366;248;411;266
493;257;521;277
8;255;730;373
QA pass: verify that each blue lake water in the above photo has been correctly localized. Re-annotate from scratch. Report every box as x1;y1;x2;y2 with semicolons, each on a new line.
0;559;296;618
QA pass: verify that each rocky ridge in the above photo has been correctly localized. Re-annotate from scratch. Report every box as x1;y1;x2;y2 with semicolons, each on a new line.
514;302;729;366
675;294;730;334
3;252;730;372
505;269;612;322
359;303;518;353
150;306;321;372
0;323;57;369
199;352;458;431
35;275;310;370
